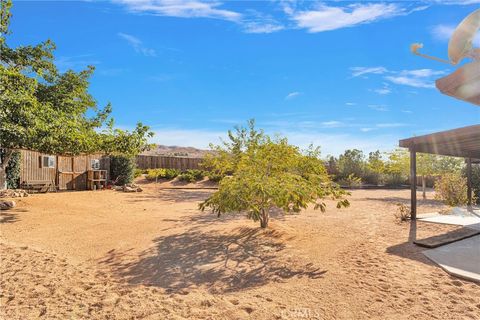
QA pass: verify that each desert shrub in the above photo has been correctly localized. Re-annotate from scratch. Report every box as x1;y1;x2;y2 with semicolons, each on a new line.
463;164;480;205
394;203;411;223
434;173;470;206
187;169;205;180
164;169;180;179
473;165;480;205
384;173;407;187
177;172;196;183
178;169;205;183
110;155;136;185
337;174;362;187
145;168;180;180
207;172;224;182
362;171;383;185
134;168;145;178
145;168;166;180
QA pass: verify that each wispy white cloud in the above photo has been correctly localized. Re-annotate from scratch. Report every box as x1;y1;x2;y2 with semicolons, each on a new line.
385;76;432;88
372;83;391;95
114;0;285;34
114;0;241;21
368;104;389;112
384;69;445;89
432;0;480;5
113;1;428;34
345;102;357;106
118;32;156;56
290;3;409;33
285;91;302;100
321;121;344;128
55;54;100;72
243;21;284;34
351;66;446;89
399;69;445;78
376;123;407;128
241;10;284;34
350;66;388;78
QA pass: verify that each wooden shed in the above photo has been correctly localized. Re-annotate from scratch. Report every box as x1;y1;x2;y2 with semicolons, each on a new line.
17;149;110;191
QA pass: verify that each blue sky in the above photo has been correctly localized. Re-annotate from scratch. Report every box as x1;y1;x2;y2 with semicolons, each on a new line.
9;1;480;155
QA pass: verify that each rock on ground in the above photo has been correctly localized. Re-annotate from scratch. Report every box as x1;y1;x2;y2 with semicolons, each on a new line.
0;200;16;210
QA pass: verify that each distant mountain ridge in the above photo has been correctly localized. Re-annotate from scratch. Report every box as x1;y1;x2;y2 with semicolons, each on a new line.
141;145;212;158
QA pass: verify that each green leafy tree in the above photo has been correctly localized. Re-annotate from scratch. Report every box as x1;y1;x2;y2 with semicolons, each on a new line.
435;156;463;175
325;155;339;177
364;150;385;185
337;149;365;182
199;121;350;228
385;149;464;196
384;149;409;186
0;0;153;188
417;154;437;199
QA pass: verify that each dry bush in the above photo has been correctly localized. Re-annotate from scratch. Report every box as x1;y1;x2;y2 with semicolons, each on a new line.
434;173;470;206
394;203;411;223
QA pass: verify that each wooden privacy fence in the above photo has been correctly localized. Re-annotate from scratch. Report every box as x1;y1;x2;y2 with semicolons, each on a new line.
136;155;204;170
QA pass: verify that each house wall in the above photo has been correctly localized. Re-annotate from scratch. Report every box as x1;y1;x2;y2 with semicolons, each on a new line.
19;149;57;183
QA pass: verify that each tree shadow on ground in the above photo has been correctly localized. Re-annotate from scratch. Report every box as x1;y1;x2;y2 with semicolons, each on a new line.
364;196;443;207
0;208;27;224
127;189;213;203
130;189;212;202
99;226;326;293
184;206;288;226
386;220;436;266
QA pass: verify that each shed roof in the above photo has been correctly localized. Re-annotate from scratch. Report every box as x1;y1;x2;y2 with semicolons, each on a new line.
399;124;480;159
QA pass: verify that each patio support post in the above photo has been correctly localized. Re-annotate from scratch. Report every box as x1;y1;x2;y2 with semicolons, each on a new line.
467;158;472;206
410;147;417;220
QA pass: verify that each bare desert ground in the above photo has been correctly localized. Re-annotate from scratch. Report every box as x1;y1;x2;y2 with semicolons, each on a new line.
1;182;479;319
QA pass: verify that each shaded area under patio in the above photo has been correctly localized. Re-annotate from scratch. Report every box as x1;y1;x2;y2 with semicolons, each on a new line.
399;125;480;282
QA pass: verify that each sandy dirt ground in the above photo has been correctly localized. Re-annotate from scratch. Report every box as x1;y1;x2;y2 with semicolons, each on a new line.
1;182;479;319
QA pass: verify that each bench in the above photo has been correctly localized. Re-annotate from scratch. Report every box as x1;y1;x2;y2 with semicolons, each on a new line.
21;180;57;193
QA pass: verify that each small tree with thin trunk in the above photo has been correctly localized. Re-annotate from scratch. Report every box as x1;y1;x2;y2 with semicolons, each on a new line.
199;121;350;228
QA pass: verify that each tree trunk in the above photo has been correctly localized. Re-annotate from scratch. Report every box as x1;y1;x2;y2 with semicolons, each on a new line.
259;209;269;228
422;175;426;200
0;149;13;190
0;167;6;190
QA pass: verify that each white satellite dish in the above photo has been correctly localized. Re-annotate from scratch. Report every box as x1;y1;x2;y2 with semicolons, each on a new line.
411;9;480;65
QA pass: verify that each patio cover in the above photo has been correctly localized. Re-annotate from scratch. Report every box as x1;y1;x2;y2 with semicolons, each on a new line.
399;124;480;219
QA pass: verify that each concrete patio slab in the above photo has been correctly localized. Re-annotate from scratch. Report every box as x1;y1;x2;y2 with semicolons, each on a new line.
423;235;480;283
418;206;480;230
418;215;480;229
